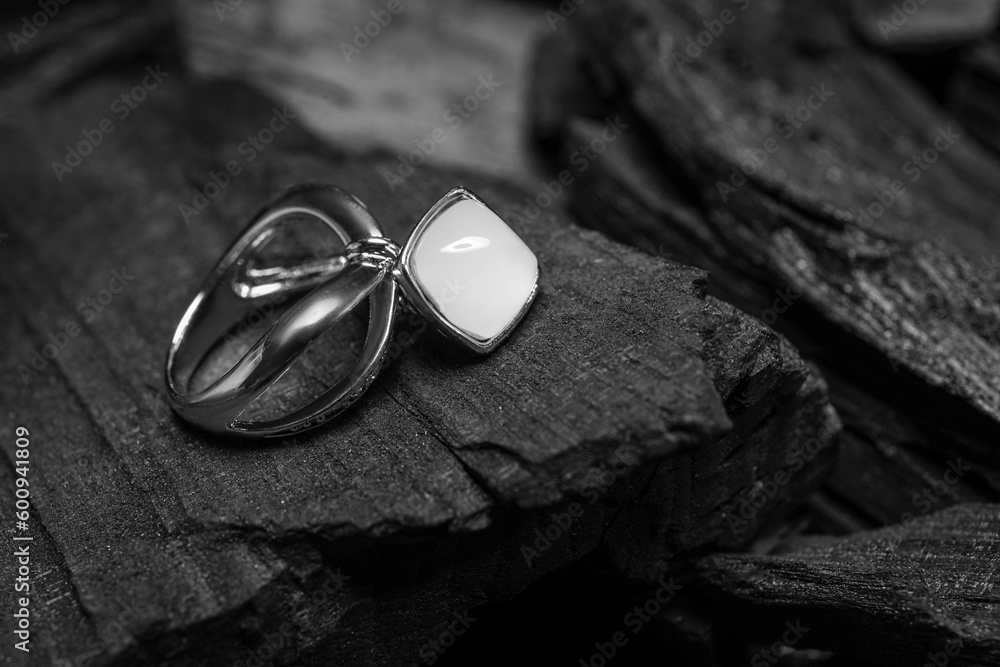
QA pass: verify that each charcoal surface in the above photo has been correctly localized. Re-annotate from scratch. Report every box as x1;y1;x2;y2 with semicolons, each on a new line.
695;503;1000;666
0;65;837;665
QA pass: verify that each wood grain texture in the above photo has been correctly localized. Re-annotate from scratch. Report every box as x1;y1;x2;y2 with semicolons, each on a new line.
0;63;837;665
558;108;1000;514
572;0;1000;449
526;15;1000;658
694;503;1000;666
527;1;1000;538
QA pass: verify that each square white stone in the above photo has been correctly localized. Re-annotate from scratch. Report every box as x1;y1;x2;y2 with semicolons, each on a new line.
400;188;538;353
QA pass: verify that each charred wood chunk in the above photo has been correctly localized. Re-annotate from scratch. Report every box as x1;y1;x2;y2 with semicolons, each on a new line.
528;1;1000;531
694;503;1000;666
565;0;1000;457
0;66;837;665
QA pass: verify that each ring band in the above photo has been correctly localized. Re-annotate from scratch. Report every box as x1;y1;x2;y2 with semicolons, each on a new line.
165;184;539;438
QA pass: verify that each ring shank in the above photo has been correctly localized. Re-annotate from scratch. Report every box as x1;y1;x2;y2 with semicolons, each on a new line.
165;185;397;438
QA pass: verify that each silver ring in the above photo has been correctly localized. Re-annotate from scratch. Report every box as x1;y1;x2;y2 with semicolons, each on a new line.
165;184;539;438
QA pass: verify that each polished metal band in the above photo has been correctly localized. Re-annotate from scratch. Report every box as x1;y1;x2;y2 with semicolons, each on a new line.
166;183;539;439
165;185;397;438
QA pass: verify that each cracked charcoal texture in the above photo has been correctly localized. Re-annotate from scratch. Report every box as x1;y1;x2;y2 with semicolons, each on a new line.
0;55;839;667
572;0;1000;447
4;0;998;664
528;4;1000;661
552;110;1000;532
531;0;1000;531
693;503;1000;666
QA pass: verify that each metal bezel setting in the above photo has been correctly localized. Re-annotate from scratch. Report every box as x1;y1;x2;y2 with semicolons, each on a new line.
395;187;540;355
166;184;539;437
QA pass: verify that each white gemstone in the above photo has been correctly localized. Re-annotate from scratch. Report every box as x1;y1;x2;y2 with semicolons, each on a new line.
406;196;538;345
